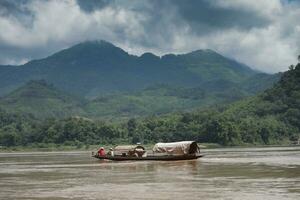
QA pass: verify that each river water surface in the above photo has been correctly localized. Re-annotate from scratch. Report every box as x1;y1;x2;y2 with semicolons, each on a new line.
0;147;300;200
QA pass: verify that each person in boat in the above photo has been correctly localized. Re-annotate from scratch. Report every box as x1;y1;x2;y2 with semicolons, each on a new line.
108;148;114;157
134;147;145;157
98;147;105;156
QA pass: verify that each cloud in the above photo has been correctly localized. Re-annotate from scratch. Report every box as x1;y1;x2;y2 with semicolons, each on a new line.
209;0;283;18
0;0;147;64
0;0;299;73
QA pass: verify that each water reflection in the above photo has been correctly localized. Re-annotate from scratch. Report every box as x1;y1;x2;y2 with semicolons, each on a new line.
0;147;299;200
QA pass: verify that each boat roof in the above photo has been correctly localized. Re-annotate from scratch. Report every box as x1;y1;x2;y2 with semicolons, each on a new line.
152;141;199;155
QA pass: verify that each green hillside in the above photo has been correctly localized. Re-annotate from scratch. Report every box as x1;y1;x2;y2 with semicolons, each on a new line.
0;77;279;120
85;84;251;120
0;80;86;119
0;80;248;120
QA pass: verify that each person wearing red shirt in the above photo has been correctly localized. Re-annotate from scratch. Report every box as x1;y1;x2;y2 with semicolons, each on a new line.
98;147;105;156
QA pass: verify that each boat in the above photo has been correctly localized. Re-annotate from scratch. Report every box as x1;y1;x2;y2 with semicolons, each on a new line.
92;141;203;161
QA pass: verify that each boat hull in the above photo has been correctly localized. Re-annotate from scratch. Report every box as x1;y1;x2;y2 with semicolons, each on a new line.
93;154;203;161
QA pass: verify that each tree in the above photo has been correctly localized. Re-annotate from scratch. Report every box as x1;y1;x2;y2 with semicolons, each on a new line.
127;118;137;137
298;55;300;63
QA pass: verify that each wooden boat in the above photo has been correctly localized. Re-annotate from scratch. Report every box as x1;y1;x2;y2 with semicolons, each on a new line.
93;141;203;161
93;153;203;161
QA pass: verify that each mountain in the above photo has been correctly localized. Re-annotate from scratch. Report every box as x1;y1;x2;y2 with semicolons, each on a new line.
0;40;281;120
0;40;278;99
0;80;85;118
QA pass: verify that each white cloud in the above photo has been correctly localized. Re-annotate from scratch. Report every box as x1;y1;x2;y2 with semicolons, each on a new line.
0;0;146;50
146;0;300;73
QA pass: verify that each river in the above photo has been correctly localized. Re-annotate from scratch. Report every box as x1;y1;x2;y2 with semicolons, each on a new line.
0;147;299;200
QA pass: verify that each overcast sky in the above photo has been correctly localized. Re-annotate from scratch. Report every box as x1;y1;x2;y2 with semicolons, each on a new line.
0;0;299;73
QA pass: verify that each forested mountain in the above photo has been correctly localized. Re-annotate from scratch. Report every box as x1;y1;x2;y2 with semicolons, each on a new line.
0;80;251;119
85;84;254;119
0;62;299;147
0;40;280;119
0;40;277;98
0;77;280;120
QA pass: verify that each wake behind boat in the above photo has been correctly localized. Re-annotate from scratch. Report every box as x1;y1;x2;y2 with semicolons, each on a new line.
92;141;203;161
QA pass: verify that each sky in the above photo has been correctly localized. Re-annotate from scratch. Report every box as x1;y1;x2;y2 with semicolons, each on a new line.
0;0;300;73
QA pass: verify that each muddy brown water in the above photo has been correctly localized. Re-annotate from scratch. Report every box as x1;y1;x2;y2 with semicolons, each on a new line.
0;147;300;200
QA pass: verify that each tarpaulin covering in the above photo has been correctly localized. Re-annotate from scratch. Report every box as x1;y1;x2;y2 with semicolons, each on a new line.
152;141;200;155
114;145;145;156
